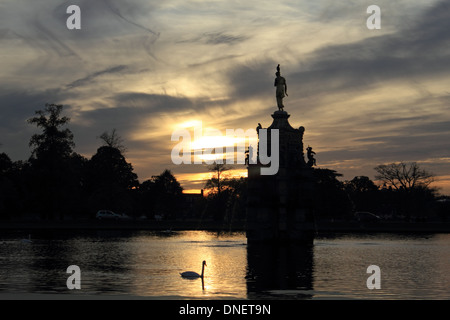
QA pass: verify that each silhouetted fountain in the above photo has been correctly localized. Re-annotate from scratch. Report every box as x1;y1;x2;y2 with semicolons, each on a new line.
246;64;316;245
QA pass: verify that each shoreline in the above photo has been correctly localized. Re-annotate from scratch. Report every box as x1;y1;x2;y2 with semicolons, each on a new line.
1;220;450;234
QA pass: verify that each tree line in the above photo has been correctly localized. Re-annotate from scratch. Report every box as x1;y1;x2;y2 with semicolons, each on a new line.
0;104;182;220
312;166;448;222
0;104;248;222
0;104;448;222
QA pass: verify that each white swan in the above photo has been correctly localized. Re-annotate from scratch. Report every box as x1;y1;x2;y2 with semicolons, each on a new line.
21;234;33;243
180;260;207;279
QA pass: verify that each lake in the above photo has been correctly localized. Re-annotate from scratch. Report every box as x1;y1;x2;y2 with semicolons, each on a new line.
0;230;448;299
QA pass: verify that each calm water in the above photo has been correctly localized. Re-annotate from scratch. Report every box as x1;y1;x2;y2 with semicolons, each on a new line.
0;230;449;299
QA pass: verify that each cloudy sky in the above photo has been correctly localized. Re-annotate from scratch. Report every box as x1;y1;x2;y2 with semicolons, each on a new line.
1;0;450;194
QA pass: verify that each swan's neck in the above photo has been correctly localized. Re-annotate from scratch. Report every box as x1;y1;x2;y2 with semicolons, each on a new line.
201;264;205;278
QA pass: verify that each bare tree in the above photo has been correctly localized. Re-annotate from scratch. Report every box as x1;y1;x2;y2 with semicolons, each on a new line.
99;128;126;153
374;162;434;191
205;163;230;195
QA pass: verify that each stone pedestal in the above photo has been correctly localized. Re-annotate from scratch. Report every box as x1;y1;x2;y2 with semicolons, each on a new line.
246;110;316;245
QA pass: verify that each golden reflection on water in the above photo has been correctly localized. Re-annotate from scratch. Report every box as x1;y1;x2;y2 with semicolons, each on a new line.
127;231;248;298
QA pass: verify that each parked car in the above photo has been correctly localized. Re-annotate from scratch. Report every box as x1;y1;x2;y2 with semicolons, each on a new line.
96;210;123;220
355;211;382;222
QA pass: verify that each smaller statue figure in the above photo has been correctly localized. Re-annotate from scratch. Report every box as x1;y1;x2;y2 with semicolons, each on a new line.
245;145;254;165
306;146;316;167
299;126;305;140
256;123;263;160
274;64;288;111
256;123;262;137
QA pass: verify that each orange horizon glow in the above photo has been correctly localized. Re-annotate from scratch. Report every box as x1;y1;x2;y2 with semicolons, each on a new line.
177;168;248;193
182;189;203;194
178;169;450;196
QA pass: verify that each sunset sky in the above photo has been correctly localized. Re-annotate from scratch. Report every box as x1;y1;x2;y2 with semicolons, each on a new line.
1;0;450;194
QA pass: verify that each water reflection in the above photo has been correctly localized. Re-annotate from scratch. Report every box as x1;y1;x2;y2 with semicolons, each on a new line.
246;244;314;299
0;231;449;299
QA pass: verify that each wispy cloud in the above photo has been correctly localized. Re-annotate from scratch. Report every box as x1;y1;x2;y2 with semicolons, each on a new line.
66;65;128;88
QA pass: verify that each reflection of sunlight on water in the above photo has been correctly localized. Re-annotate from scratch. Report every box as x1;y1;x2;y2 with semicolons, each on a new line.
176;232;247;299
127;231;247;298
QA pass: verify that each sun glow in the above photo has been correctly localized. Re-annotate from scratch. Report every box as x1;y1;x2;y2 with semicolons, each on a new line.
178;120;203;129
171;119;258;166
190;135;235;150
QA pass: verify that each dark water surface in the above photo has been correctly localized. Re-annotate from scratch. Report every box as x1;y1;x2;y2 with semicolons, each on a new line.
0;230;448;299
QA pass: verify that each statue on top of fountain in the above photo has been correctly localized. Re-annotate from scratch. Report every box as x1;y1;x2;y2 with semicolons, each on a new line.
274;64;288;111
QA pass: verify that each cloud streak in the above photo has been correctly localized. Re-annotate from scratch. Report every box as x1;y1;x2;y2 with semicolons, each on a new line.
66;65;128;88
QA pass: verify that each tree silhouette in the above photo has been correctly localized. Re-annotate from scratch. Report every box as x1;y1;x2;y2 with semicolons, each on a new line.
375;162;436;220
152;169;183;196
0;152;12;174
222;177;247;224
26;104;81;219
148;169;184;219
99;128;127;153
85;145;138;215
0;153;14;219
204;163;230;195
312;168;353;220
28;104;74;160
374;162;434;191
202;165;248;222
344;176;379;213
